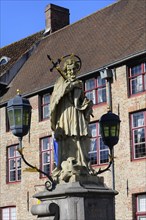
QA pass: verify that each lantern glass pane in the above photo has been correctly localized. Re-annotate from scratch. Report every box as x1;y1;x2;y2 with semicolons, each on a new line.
23;108;30;126
104;126;109;137
8;109;14;126
14;109;22;126
111;126;116;137
116;124;120;137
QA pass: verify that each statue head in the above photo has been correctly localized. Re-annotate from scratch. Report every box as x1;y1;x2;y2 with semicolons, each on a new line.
63;58;80;80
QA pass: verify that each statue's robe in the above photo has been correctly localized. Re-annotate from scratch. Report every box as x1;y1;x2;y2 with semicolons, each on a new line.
50;76;92;170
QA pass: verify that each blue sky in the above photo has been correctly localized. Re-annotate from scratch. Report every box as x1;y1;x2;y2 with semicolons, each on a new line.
0;0;117;48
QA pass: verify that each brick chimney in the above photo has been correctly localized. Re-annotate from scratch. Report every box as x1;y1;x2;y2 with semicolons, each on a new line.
44;4;70;34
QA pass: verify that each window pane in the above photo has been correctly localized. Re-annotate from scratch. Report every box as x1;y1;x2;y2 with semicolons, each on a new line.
10;160;15;170
23;109;30;125
138;195;146;212
14;109;22;126
43;152;50;163
138;217;146;220
2;208;9;219
99;138;109;164
135;143;146;158
43;105;50;118
16;150;20;157
131;76;143;94
9;147;15;157
18;169;21;181
89;152;97;165
98;88;106;103
133;112;144;127
86;90;96;104
100;138;108;150
17;158;21;169
134;129;145;143
90;138;97;152
2;207;16;220
43;94;50;104
85;78;95;90
44;164;50;174
97;76;106;86
10;171;16;181
131;64;142;76
8;109;14;127
89;123;97;137
100;150;109;164
42;138;49;150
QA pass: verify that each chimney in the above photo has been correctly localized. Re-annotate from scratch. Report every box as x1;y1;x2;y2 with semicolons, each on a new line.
44;4;70;34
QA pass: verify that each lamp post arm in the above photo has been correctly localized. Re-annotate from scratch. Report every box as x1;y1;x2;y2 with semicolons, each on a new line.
95;149;113;175
18;138;56;191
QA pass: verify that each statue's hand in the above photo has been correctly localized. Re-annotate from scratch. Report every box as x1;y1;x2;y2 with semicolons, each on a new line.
70;80;83;89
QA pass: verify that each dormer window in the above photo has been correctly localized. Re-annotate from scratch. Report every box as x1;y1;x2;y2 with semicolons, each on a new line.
0;56;11;65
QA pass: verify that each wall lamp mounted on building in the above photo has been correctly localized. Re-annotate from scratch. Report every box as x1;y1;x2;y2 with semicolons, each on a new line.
7;91;56;191
96;111;121;177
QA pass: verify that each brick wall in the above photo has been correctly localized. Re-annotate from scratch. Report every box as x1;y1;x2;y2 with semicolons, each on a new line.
0;65;146;220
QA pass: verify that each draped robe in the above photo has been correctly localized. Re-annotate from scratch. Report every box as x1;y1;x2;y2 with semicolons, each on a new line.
50;76;93;170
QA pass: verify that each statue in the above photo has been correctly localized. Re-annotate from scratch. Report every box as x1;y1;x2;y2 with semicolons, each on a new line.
49;55;93;182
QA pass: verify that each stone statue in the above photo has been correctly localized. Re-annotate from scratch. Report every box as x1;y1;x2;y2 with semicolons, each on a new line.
50;55;93;182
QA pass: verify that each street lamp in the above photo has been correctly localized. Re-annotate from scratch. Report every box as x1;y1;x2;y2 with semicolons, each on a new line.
99;110;121;190
95;111;120;175
7;92;55;191
99;111;121;150
7;91;32;139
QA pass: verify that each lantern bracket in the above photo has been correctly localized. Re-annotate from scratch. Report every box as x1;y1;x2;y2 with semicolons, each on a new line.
95;148;114;175
18;138;56;191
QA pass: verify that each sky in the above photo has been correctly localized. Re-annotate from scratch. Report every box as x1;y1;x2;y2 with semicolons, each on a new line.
0;0;117;48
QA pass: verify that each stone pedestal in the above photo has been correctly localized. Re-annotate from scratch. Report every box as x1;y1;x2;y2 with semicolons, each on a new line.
31;179;118;220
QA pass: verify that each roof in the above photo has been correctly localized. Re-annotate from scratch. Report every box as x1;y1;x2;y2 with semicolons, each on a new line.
1;0;146;104
0;31;43;76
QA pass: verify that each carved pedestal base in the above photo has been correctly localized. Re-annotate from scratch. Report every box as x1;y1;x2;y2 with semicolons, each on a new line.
31;180;118;220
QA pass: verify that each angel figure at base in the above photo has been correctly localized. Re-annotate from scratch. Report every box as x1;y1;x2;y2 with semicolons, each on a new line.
50;55;94;182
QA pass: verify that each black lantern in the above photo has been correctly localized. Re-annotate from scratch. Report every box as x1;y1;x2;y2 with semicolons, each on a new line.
7;93;32;138
99;111;121;149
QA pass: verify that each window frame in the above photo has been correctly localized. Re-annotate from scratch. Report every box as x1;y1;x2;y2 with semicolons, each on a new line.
1;206;16;220
6;107;10;132
84;75;107;105
7;145;21;183
40;136;54;178
39;92;51;121
136;194;146;220
128;61;146;96
89;121;109;166
130;110;146;161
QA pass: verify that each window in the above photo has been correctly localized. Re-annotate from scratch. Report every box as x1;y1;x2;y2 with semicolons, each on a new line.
85;76;106;105
40;136;55;177
89;122;109;165
136;194;146;220
131;111;146;159
0;56;11;65
129;62;146;95
7;145;21;183
39;93;50;121
1;207;16;220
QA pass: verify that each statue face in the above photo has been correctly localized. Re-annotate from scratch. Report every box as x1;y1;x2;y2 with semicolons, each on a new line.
66;64;76;80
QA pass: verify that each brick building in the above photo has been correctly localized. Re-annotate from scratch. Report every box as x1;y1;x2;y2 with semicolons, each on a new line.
0;0;146;219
